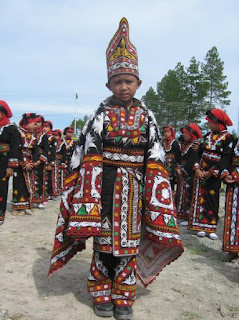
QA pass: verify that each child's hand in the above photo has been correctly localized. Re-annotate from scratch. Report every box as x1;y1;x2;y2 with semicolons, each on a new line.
203;170;212;180
35;160;41;167
192;141;199;151
224;175;235;184
176;168;183;177
195;169;204;180
25;163;34;170
5;168;14;177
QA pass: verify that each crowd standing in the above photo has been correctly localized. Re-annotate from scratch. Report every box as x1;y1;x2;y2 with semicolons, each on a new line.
0;17;238;320
0;104;75;221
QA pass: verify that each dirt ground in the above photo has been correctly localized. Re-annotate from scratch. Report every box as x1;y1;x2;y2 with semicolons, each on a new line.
0;184;239;320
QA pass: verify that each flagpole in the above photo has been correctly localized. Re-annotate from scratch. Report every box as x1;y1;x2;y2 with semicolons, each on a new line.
74;93;78;135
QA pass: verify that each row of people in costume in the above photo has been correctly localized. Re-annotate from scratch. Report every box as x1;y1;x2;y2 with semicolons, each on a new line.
162;109;238;263
0;104;76;222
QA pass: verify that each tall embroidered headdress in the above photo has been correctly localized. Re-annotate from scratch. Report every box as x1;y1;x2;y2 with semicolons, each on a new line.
106;17;139;81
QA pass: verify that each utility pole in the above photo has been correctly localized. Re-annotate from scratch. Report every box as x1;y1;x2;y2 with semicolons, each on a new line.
74;93;78;135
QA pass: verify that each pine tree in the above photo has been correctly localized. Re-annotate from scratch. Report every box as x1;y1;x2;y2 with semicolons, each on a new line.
202;46;231;109
183;57;208;123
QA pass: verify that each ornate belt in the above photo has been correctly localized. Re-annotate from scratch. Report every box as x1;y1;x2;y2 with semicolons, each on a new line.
103;146;145;168
202;151;221;161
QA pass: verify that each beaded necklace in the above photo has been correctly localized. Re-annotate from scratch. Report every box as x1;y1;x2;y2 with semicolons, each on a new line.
207;130;227;150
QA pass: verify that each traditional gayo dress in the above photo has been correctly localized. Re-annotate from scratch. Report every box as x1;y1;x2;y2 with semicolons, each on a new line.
49;97;184;291
163;138;181;190
0;124;20;222
176;140;198;221
33;131;49;204
55;139;66;194
12;127;39;210
223;139;239;253
63;137;75;175
45;134;57;198
188;130;233;233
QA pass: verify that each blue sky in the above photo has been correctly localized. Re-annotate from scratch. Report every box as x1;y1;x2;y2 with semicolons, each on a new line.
1;0;239;133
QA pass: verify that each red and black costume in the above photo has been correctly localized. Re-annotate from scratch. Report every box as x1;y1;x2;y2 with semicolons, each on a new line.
223;138;239;254
0;101;20;223
188;109;233;233
176;124;202;221
12;113;39;210
162;125;181;191
49;96;184;304
43;121;57;200
63;126;75;176
34;115;49;204
53;129;66;195
48;18;184;310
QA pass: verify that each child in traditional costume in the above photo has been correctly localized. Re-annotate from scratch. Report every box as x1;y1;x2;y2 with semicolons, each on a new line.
63;126;75;176
162;125;181;191
176;124;202;226
188;109;233;240
222;137;239;262
43;121;57;203
0;101;20;224
53;129;66;195
33;115;49;209
12;113;40;215
48;18;184;320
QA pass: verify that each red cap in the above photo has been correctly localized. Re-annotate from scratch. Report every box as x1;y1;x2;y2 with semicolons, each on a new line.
0;100;13;118
63;126;74;135
182;123;202;140
206;109;233;131
53;129;62;137
19;113;38;126
163;125;175;139
43;120;53;130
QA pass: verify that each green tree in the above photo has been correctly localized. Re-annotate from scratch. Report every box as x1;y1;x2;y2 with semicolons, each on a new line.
202;46;231;109
70;115;89;134
157;68;186;131
183;57;208;123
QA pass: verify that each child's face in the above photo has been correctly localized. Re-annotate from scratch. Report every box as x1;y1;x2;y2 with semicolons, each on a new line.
106;74;142;105
163;130;171;139
43;126;50;133
55;135;60;141
183;132;191;142
27;122;38;131
35;121;42;130
66;132;73;139
0;112;3;120
208;122;218;132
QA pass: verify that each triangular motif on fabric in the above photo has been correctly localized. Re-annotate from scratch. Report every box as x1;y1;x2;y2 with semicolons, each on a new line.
102;217;112;230
78;205;88;215
91;205;99;216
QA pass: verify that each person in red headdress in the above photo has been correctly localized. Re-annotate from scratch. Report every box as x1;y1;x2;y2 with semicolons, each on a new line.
33;115;49;209
162;125;181;191
12;113;40;215
63;126;75;178
48;18;183;319
222;137;239;262
52;129;66;196
0;101;21;224
188;109;234;240
175;124;202;225
43;120;57;203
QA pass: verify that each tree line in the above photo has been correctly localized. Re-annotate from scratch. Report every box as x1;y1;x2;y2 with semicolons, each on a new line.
142;46;231;133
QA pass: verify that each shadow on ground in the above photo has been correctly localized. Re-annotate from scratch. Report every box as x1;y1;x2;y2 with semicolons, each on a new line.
179;217;239;283
32;247;151;308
